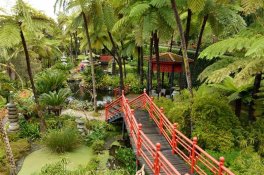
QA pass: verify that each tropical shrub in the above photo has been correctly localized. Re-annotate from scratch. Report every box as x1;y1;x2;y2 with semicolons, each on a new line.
52;62;74;72
155;86;241;152
35;70;67;94
44;128;80;153
115;147;136;175
14;89;36;117
39;88;71;115
19;118;40;140
36;158;99;175
91;140;105;153
0;95;6;108
231;147;264;175
124;73;143;94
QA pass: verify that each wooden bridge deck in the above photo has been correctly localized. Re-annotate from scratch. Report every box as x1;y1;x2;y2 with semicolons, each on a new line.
126;110;189;175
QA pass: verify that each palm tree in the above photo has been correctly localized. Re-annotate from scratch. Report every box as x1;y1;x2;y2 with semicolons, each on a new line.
55;0;98;111
0;0;51;102
0;104;16;175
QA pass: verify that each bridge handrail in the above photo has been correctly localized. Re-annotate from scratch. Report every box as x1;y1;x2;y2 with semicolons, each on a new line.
129;90;235;175
120;92;182;175
105;96;122;121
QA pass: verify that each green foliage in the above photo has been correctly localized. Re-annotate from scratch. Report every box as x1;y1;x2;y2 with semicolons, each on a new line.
44;128;80;153
14;89;36;117
155;86;242;152
254;81;264;118
35;70;67;94
115;147;136;175
124;73;143;94
0;95;6;108
91;140;105;154
36;158;99;175
39;88;71;107
100;75;119;88
19;118;40;140
52;62;74;72
231;147;264;175
0;138;30;173
85;120;110;146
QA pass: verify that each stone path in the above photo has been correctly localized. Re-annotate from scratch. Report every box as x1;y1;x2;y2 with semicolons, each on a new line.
61;109;105;121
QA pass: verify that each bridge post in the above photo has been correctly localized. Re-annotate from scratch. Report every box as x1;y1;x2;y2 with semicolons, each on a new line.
159;107;164;134
218;157;225;175
154;143;161;175
143;89;147;108
137;124;142;157
150;97;154;119
130;109;135;136
172;123;178;154
190;137;198;174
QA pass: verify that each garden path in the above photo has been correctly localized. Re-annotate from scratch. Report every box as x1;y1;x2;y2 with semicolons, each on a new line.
61;109;105;121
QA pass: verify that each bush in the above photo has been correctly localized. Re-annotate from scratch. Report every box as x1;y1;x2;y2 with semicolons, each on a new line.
85;120;115;145
124;73;143;94
44;128;80;153
35;69;67;94
19;118;40;140
36;158;99;175
115;147;136;175
91;140;105;153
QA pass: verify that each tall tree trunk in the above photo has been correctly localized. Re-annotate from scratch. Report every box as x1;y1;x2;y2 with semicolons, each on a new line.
108;32;124;94
148;34;154;94
168;34;173;52
140;47;144;85
248;73;262;121
171;0;193;96
178;9;192;55
70;33;74;62
153;31;161;95
74;31;78;63
171;0;193;137
185;9;192;48
20;28;37;102
235;99;242;118
194;14;208;60
20;27;46;132
137;47;141;75
0;119;16;175
82;12;97;112
121;41;126;78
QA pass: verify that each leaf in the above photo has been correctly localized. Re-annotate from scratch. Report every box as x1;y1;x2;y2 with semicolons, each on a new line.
129;3;150;18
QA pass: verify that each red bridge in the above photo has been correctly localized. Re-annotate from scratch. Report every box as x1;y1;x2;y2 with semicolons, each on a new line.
105;90;235;175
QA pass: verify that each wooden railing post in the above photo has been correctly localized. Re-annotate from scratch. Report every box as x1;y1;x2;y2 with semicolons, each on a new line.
137;124;142;157
159;107;164;134
172;123;178;154
143;89;147;108
218;157;225;175
190;137;197;174
150;97;154;119
130;109;135;136
154;143;161;175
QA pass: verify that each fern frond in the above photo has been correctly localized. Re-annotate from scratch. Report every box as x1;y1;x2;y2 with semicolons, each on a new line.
188;0;206;13
150;0;170;8
129;3;150;18
0;22;20;48
241;0;264;15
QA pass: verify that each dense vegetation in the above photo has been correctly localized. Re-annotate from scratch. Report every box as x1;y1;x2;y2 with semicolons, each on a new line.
0;0;264;175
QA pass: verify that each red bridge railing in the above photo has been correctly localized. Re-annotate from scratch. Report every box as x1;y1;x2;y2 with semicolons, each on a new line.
129;90;235;175
105;91;183;175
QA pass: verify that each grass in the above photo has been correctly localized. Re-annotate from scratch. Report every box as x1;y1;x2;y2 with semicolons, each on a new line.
18;146;95;175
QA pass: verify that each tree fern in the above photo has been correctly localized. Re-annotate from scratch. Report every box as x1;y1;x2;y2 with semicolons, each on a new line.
188;0;206;13
241;0;264;14
129;3;150;18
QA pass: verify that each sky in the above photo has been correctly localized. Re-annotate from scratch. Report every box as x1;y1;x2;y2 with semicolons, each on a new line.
0;0;57;19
